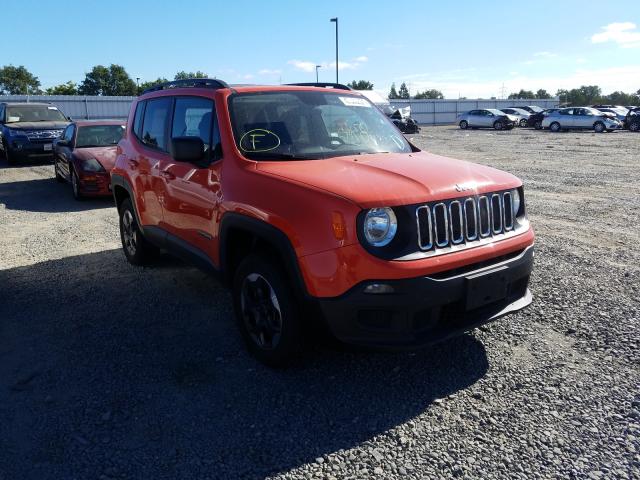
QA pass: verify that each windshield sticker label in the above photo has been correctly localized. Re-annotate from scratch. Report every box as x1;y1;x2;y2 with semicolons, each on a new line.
339;96;371;108
47;106;58;110
239;129;281;152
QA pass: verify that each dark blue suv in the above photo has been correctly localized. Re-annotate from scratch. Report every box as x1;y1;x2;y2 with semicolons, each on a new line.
0;102;70;165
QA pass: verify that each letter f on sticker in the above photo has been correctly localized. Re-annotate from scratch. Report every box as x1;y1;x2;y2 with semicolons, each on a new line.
249;133;265;150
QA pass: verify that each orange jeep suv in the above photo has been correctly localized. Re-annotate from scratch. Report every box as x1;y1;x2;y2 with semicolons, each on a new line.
111;79;534;366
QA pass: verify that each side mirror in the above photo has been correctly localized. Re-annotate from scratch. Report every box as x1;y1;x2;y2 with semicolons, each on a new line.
56;139;69;147
170;137;204;163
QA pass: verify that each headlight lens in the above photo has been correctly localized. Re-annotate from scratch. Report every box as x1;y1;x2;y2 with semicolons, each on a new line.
7;128;27;137
364;207;397;247
511;189;521;216
81;158;105;172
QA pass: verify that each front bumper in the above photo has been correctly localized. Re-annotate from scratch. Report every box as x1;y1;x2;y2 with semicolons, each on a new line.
317;245;534;348
7;139;55;159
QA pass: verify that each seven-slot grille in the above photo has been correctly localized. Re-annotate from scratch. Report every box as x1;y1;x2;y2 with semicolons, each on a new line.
23;129;63;141
416;190;516;252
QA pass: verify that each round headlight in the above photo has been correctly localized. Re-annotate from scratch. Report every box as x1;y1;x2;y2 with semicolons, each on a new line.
364;207;397;247
511;189;521;216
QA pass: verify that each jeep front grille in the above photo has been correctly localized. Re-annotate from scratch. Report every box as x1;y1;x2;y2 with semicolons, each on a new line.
409;190;526;260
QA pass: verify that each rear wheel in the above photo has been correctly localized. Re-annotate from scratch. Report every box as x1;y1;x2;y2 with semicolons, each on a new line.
493;120;504;130
233;254;303;367
459;120;468;129
119;198;157;266
549;122;561;133
594;121;605;133
629;121;640;132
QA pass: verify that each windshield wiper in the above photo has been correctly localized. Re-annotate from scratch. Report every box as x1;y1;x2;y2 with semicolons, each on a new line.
246;152;318;161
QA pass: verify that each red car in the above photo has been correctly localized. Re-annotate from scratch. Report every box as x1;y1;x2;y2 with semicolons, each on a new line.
54;120;126;199
112;79;534;366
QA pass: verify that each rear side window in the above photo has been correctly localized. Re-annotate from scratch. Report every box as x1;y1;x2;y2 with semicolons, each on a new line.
133;101;145;138
171;97;215;152
141;98;172;151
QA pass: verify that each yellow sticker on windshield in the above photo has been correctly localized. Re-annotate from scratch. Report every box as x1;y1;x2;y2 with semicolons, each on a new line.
239;129;281;152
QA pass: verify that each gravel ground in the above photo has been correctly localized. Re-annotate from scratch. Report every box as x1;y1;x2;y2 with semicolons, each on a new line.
0;126;638;480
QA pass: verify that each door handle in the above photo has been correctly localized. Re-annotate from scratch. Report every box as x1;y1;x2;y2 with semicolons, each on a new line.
160;170;175;180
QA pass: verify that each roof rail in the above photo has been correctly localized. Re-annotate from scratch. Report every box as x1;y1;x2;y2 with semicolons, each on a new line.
142;78;229;94
286;82;352;91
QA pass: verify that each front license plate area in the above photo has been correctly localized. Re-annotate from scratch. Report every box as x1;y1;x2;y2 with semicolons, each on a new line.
465;266;509;311
43;143;53;151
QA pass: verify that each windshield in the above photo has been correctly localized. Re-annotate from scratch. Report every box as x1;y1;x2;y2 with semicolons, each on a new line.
76;124;125;148
228;91;412;160
527;106;544;113
486;109;505;116
6;105;67;123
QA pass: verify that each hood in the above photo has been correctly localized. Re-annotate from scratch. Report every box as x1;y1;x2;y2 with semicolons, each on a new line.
256;151;521;208
5;121;69;130
73;146;117;171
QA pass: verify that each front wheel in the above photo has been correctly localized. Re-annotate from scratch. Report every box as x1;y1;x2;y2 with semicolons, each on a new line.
71;169;83;200
629;121;640;132
459;120;468;130
3;142;16;165
54;160;65;183
549;122;561;133
519;119;528;127
493;120;504;130
233;254;303;367
594;122;605;133
534;120;543;130
119;198;157;266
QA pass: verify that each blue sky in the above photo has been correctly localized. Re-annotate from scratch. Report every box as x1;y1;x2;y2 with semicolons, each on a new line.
5;0;639;98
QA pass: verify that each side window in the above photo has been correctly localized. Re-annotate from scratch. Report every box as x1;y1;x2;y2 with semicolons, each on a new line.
141;97;172;151
133;101;145;138
0;105;5;123
171;97;214;152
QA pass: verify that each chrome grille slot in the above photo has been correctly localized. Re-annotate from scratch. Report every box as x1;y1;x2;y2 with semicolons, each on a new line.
416;206;433;250
503;191;514;231
478;196;491;237
413;189;525;260
449;201;464;244
491;194;502;233
464;198;478;240
433;203;449;247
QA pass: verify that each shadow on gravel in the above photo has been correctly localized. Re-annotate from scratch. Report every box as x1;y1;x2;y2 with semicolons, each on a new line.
0;249;488;480
0;177;114;212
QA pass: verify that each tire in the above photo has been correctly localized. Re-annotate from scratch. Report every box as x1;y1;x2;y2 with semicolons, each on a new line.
519;119;528;127
629;121;640;132
493;120;504;131
549;122;561;133
459;120;468;130
594;122;605;133
4;142;16;166
534;120;543;130
71;169;83;200
54;160;65;183
232;254;303;367
118;198;157;266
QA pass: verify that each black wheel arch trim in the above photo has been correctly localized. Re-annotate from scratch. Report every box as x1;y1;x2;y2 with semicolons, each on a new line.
219;212;309;297
111;173;145;233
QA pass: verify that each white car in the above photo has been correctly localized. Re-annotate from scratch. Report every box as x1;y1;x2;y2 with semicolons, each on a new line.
541;107;623;133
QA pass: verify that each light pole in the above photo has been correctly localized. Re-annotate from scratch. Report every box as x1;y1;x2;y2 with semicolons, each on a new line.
330;17;338;83
136;77;140;92
315;65;321;83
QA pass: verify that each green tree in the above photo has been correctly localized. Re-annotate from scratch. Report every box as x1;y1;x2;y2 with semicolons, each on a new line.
79;64;137;96
347;80;374;90
45;81;78;95
138;77;169;94
0;65;41;94
413;89;444;99
555;85;602;106
535;89;552;99
603;91;637;105
398;82;410;99
174;71;208;80
388;83;399;99
508;89;535;99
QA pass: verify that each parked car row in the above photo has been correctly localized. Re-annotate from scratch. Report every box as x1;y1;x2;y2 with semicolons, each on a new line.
457;104;640;133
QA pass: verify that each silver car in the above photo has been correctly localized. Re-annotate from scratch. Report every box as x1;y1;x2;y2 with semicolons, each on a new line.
541;107;623;133
457;109;518;130
500;108;531;127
